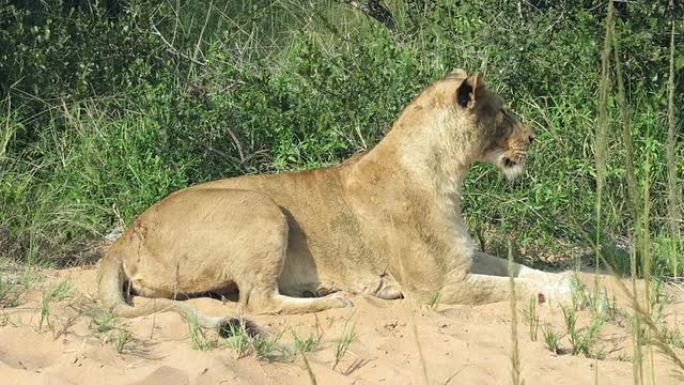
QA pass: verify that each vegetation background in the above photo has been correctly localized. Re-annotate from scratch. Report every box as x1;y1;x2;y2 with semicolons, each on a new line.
0;0;682;279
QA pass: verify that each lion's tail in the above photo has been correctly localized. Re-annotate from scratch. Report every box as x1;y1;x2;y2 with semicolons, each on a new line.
96;255;234;331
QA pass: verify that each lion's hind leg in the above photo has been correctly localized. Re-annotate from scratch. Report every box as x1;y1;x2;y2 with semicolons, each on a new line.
226;193;352;314
236;245;353;313
241;285;353;314
238;265;352;313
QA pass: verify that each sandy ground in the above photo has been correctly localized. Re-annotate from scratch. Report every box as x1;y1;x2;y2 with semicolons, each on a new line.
1;266;683;385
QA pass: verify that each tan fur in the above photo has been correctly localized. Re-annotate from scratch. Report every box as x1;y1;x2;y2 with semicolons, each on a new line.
97;70;571;327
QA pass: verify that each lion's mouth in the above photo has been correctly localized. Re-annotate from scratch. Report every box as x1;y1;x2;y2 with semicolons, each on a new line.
502;157;517;168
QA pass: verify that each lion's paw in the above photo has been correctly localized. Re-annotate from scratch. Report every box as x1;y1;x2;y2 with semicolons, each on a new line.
330;292;355;308
533;271;573;306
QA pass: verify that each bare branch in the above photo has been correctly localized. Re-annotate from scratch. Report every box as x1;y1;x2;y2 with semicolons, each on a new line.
339;0;395;31
150;23;206;66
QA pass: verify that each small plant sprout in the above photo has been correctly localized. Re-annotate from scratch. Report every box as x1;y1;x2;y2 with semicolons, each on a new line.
523;296;540;341
293;330;321;354
542;324;563;354
428;291;441;311
225;321;251;358
39;291;52;330
220;321;290;361
578;315;606;359
39;280;73;331
333;322;357;370
252;331;290;362
595;289;620;322
187;313;218;351
562;304;606;359
0;276;21;308
561;305;579;354
570;276;590;311
93;311;116;333
51;280;72;301
114;328;133;354
658;324;684;350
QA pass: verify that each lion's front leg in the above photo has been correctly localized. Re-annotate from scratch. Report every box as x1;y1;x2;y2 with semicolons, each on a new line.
362;273;404;299
470;251;546;278
320;273;404;300
439;251;573;305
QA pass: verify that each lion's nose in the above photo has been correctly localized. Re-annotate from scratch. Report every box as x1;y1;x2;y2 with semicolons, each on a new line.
528;132;536;143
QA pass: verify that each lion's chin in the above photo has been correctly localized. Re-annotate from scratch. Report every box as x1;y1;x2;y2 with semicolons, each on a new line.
501;163;524;180
495;153;525;180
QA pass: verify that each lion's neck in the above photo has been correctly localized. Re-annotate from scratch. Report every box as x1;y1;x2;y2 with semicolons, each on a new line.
348;108;481;209
341;108;479;284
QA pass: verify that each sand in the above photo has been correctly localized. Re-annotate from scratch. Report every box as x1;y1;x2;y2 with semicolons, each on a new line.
1;266;682;385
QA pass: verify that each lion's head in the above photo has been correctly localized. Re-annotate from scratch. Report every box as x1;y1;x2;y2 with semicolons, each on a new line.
438;70;536;180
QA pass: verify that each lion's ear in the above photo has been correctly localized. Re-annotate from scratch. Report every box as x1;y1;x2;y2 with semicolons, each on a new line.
456;74;485;109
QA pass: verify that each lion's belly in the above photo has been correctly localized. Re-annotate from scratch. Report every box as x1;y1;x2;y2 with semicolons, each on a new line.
277;216;386;295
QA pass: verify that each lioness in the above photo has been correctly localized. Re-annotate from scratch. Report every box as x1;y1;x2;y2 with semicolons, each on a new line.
97;69;571;328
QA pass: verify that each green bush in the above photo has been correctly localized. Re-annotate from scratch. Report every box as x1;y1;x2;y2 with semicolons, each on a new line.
0;1;682;274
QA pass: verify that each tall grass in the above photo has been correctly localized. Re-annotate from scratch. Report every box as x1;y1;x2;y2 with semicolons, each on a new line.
664;18;682;279
598;2;684;382
594;0;613;281
508;242;523;385
607;3;643;382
